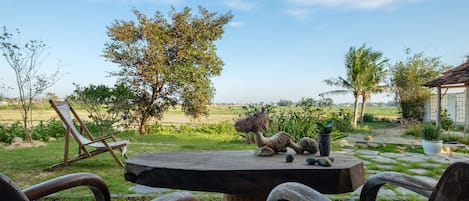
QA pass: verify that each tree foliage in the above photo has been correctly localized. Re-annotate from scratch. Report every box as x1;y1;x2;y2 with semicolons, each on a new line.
67;83;135;135
103;7;232;134
322;44;387;127
0;27;61;142
390;50;448;120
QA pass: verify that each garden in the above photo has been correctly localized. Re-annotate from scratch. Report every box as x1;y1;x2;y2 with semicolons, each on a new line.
1;100;469;200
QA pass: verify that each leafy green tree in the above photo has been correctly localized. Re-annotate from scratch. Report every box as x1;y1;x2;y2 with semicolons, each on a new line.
390;49;448;120
322;44;386;127
277;99;294;107
103;7;233;134
0;27;61;142
68;83;135;135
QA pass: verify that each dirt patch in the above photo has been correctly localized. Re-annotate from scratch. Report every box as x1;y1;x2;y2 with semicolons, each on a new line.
4;140;47;149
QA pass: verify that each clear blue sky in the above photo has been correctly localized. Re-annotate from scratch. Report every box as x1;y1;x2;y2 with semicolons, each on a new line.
1;0;469;104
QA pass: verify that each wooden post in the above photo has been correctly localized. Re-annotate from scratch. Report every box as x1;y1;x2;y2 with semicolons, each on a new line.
465;85;469;133
436;87;441;127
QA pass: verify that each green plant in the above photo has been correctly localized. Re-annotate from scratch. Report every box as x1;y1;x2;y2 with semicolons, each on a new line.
421;123;441;141
404;123;421;137
439;109;453;131
316;120;334;134
363;113;375;122
31;121;49;141
0;122;26;144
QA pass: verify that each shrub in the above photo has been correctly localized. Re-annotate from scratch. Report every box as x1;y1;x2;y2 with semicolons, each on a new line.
439;109;453;131
330;109;353;132
47;119;66;138
31;121;49;141
421;123;441;141
404;123;421;137
0;122;26;144
363;113;375;122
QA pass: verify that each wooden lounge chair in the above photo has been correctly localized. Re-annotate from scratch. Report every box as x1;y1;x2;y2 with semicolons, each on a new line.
46;100;128;170
266;161;469;201
1;172;110;201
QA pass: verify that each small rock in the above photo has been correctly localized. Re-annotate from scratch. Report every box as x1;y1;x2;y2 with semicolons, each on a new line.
254;148;274;156
317;158;332;167
355;143;368;149
306;157;318;165
299;137;319;154
367;142;380;148
11;137;23;145
285;154;294;162
364;135;373;142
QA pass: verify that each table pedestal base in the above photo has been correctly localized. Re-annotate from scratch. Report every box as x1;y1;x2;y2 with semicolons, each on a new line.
223;192;268;201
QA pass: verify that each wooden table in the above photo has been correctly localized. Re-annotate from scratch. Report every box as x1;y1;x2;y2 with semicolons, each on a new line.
124;150;364;201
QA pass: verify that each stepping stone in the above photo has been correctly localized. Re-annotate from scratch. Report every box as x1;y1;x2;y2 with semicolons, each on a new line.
129;185;169;194
408;168;428;175
356;150;379;156
380;152;403;159
374;164;394;170
365;156;398;164
376;188;395;196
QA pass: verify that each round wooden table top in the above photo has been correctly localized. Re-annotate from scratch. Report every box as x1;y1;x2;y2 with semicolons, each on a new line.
125;150;364;195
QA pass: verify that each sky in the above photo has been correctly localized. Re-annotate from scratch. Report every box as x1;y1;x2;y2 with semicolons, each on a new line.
1;0;469;104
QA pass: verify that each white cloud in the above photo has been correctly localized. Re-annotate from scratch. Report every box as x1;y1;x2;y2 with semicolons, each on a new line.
286;0;425;19
288;0;399;9
228;21;246;27
286;8;314;20
223;0;259;11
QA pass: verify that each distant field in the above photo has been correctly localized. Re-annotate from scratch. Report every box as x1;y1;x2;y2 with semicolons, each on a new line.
0;105;400;126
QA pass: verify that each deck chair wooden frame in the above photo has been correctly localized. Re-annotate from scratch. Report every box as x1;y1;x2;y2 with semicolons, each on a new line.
46;100;128;171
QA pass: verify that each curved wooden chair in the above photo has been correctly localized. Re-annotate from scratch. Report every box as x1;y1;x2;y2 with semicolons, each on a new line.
360;161;469;201
267;161;469;201
46;100;129;170
1;172;110;201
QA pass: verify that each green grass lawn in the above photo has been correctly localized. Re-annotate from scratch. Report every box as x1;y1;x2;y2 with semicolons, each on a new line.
0;130;256;200
0;105;402;200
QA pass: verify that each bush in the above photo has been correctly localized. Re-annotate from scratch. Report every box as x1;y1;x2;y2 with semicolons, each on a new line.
421;123;441;140
404;123;421;137
330;109;353;132
0;122;26;144
31;121;49;141
47;119;66;138
363;113;375;122
440;110;453;131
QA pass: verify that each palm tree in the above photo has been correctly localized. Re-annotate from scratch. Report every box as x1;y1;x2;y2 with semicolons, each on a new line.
322;44;387;127
358;51;388;124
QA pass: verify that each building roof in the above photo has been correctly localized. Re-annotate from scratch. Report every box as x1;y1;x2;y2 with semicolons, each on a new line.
423;60;469;87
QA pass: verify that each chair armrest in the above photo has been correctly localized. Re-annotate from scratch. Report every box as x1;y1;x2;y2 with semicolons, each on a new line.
359;172;436;201
267;182;330;201
23;172;110;201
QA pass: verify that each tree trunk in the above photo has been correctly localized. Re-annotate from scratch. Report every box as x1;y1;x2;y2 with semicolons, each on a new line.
353;95;359;127
138;114;149;135
360;95;367;125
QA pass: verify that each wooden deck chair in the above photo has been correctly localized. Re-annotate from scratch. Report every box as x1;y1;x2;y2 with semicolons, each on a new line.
46;100;129;171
